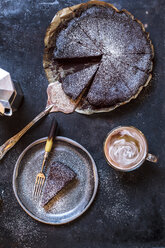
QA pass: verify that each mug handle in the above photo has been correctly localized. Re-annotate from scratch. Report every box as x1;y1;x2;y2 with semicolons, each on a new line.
146;153;158;163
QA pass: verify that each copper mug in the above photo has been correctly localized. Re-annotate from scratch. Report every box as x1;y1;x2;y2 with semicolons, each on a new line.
104;126;157;172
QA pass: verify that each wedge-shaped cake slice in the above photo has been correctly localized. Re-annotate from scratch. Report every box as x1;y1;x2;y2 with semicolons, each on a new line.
41;161;76;206
77;6;113;51
62;64;99;100
86;57;131;107
54;19;101;59
54;41;101;59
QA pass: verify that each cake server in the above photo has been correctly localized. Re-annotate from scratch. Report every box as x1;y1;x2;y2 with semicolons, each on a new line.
33;118;58;199
0;104;54;160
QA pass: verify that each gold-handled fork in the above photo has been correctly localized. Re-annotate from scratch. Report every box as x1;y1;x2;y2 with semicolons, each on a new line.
33;118;58;199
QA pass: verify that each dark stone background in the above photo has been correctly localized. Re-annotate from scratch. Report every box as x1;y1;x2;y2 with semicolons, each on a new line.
0;0;165;247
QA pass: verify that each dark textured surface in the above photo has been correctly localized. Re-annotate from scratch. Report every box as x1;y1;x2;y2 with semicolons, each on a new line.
0;0;165;247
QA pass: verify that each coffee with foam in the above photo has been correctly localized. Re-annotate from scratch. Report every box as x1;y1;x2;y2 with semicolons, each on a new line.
104;127;147;171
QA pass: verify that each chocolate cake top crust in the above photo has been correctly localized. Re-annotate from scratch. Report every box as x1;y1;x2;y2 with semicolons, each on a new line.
41;161;76;206
44;1;154;115
111;53;153;72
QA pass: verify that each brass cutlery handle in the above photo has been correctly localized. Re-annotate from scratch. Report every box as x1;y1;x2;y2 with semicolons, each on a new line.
0;104;53;160
45;118;57;152
41;118;58;172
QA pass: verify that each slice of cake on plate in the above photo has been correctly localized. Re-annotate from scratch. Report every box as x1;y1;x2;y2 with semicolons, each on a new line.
41;161;76;206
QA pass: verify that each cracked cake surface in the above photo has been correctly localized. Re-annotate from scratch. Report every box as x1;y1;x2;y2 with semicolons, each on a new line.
44;1;154;115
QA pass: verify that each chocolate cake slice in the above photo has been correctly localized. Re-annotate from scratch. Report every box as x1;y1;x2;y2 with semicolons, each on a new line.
41;161;76;206
54;41;101;59
85;56;132;107
76;6;112;51
54;19;101;59
62;64;99;100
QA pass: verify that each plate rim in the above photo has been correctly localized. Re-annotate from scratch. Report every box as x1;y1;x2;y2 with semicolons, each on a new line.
12;136;98;225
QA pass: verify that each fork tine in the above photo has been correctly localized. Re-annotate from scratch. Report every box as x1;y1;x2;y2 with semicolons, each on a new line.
40;178;45;194
33;177;38;197
35;177;42;198
36;177;42;198
33;176;44;200
33;176;40;198
37;178;45;198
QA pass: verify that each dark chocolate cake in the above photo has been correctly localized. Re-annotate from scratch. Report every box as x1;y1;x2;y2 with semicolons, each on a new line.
54;19;101;59
44;1;154;114
62;64;98;100
41;161;76;206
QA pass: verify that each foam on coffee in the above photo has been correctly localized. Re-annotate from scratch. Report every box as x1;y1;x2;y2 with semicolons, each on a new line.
104;127;147;170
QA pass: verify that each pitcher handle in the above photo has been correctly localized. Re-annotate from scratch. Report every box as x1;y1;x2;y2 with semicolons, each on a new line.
146;153;158;163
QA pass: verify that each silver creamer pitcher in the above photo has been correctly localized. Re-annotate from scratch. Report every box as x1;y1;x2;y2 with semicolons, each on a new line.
0;68;23;116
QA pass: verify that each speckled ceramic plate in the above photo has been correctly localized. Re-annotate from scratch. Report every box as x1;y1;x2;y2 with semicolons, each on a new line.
13;137;98;225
